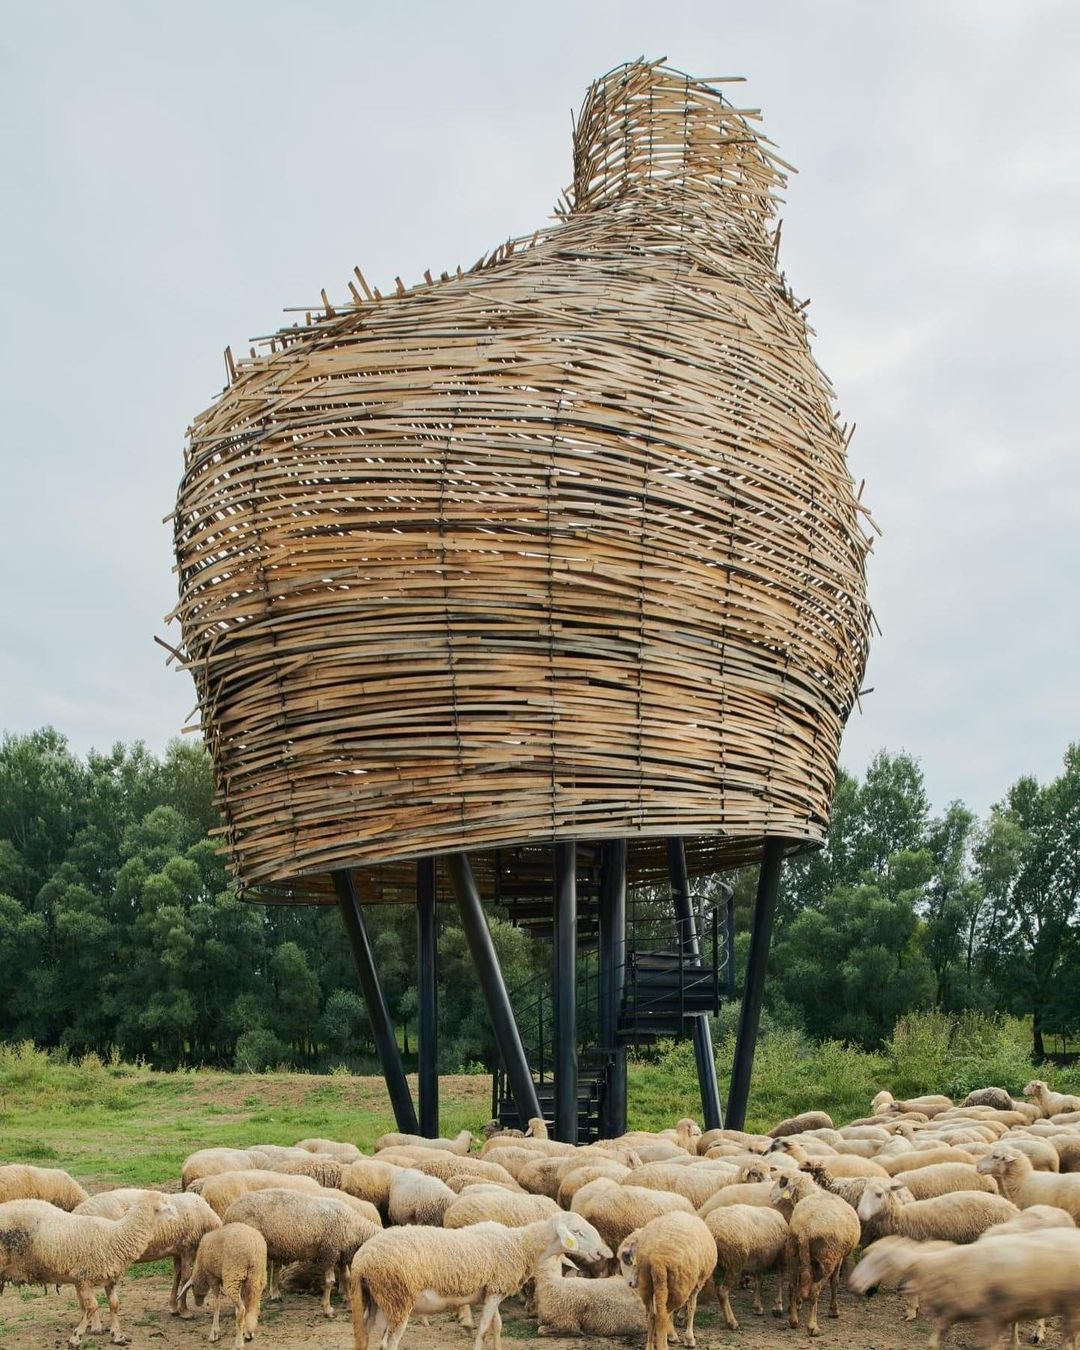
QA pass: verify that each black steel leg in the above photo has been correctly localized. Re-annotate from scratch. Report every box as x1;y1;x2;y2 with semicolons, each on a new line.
553;841;578;1142
447;853;542;1126
667;837;723;1131
599;839;628;1138
726;837;785;1130
416;856;439;1137
333;869;418;1133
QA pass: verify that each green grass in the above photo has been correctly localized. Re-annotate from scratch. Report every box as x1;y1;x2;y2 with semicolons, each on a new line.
0;1011;1067;1189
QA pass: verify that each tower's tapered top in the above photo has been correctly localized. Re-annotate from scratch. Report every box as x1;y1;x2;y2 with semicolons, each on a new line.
171;60;873;903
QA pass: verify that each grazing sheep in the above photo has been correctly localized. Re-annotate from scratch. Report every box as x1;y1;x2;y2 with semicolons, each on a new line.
874;1162;999;1201
386;1152;519;1190
768;1112;834;1139
182;1149;271;1192
856;1179;1018;1245
617;1211;716;1350
349;1212;610;1350
338;1159;402;1215
263;1155;344;1189
697;1180;776;1214
697;1128;769;1156
387;1169;457;1226
977;1145;1080;1220
768;1173;860;1336
482;1120;522;1141
881;1145;976;1175
0;1164;88;1211
178;1222;266;1350
801;1164;911;1218
962;1087;1015;1111
374;1128;473;1155
0;1190;177;1346
1048;1135;1080;1173
196;1170;325;1218
444;1190;559;1229
1024;1079;1080;1119
223;1188;377;1317
853;1230;1080;1349
74;1188;222;1315
573;1178;694;1251
532;1253;647;1336
479;1135;576;1160
295;1138;362;1162
992;1135;1060;1172
705;1203;788;1329
516;1155;571;1200
557;1162;631;1209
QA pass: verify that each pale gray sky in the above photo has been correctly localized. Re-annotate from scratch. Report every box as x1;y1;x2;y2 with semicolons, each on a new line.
2;1;1077;817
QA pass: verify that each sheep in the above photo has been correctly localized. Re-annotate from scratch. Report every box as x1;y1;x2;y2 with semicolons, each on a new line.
0;1189;177;1346
382;1152;519;1190
768;1112;834;1138
856;1178;1018;1246
974;1206;1079;1345
445;1174;518;1195
482;1119;522;1141
222;1188;377;1317
443;1190;559;1229
768;1172;860;1336
557;1162;631;1208
295;1138;363;1162
374;1128;473;1155
872;1162;1000;1201
962;1086;1015;1111
852;1230;1080;1349
262;1154;344;1189
338;1158;402;1214
697;1127;770;1156
531;1252;647;1336
800;1163;912;1217
0;1164;88;1211
479;1135;576;1160
516;1155;571;1199
387;1169;457;1226
73;1188;222;1316
178;1222;266;1350
573;1178;694;1251
991;1135;1060;1172
192;1169;324;1219
622;1161;731;1210
182;1149;271;1191
348;1211;611;1350
872;1091;953;1117
697;1179;776;1215
617;1211;716;1350
977;1144;1080;1219
881;1145;976;1175
1024;1078;1080;1118
1048;1135;1080;1172
704;1203;788;1329
526;1117;550;1139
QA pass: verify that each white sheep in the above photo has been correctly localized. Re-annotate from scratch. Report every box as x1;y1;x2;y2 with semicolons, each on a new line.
622;1161;732;1210
705;1202;788;1329
375;1128;473;1155
617;1210;716;1350
977;1144;1080;1219
0;1189;177;1346
856;1178;1018;1245
443;1189;559;1229
768;1171;860;1336
178;1221;267;1349
182;1149;271;1191
556;1161;631;1208
295;1138;362;1162
872;1161;1000;1200
74;1188;222;1315
0;1164;88;1211
222;1187;377;1316
196;1169;325;1217
348;1212;611;1349
387;1169;458;1226
768;1112;834;1139
872;1091;953;1117
1024;1078;1080;1118
338;1158;403;1215
573;1177;694;1251
531;1252;647;1336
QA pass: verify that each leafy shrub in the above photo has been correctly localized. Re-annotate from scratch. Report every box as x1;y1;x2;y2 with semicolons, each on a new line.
233;1027;287;1073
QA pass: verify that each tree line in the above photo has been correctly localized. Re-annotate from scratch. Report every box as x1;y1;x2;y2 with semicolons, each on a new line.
0;727;1076;1069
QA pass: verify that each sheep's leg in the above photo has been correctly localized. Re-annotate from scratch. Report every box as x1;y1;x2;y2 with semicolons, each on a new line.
267;1261;279;1302
472;1294;501;1350
828;1266;840;1319
805;1279;822;1338
902;1288;920;1322
384;1312;410;1350
209;1287;222;1343
320;1265;336;1318
751;1272;764;1315
714;1277;739;1331
458;1303;475;1328
788;1269;800;1330
69;1283;99;1347
168;1255;182;1315
772;1266;785;1317
684;1286;701;1347
650;1270;669;1350
105;1280;129;1345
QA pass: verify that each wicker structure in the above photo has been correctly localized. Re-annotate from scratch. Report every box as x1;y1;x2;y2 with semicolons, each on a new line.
171;60;872;906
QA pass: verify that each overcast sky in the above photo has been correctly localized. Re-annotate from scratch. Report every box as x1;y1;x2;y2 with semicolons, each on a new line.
2;1;1077;819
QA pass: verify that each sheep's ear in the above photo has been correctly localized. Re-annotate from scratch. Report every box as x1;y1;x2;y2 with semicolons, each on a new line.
556;1220;579;1251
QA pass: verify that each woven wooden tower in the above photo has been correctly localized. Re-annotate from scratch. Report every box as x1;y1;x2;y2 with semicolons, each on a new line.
171;60;872;1138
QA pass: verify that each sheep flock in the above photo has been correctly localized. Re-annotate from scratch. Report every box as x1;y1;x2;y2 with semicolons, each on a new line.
6;1078;1080;1348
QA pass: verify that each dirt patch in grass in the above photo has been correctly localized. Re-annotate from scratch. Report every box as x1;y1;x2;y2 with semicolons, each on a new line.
0;1271;1002;1350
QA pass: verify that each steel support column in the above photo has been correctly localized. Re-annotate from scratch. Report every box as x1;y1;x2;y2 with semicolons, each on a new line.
667;837;723;1131
447;853;542;1127
726;836;785;1130
333;869;418;1133
552;841;578;1142
416;856;439;1137
598;839;628;1138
